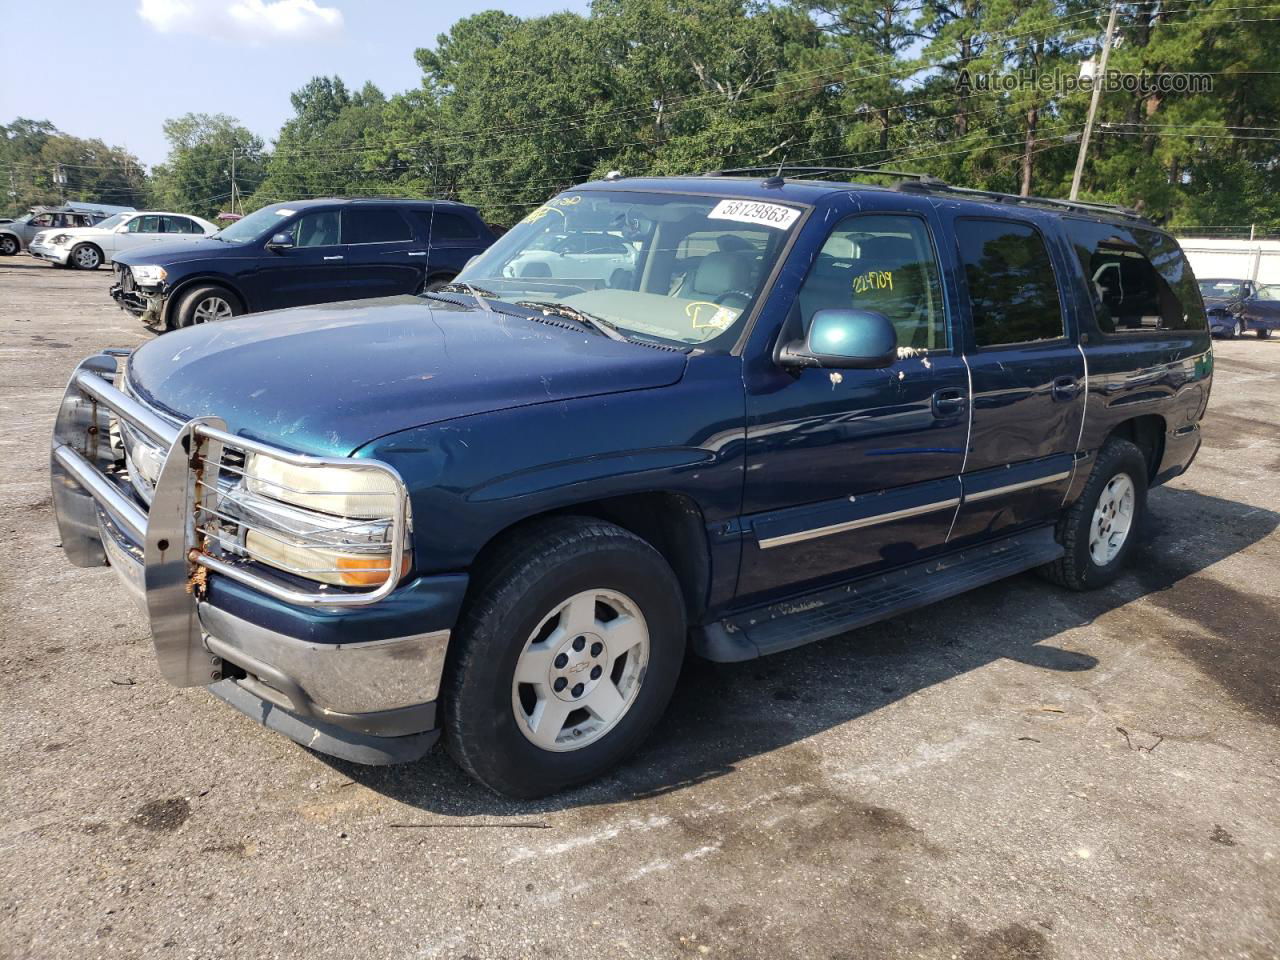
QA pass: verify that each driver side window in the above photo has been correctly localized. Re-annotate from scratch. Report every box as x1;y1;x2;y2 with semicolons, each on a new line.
290;210;342;247
795;215;948;351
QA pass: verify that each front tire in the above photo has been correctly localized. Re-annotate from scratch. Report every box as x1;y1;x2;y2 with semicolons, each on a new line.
442;517;686;798
172;284;242;329
1230;319;1244;339
0;234;18;256
1041;438;1148;591
69;243;102;270
1258;328;1272;339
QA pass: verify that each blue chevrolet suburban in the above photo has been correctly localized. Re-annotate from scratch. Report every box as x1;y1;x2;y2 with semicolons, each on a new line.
52;170;1212;797
109;198;494;330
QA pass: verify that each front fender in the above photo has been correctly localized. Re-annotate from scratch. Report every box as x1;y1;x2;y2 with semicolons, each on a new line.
355;353;748;575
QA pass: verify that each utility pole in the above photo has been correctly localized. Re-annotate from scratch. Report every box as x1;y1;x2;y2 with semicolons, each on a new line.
1070;0;1119;201
229;147;238;216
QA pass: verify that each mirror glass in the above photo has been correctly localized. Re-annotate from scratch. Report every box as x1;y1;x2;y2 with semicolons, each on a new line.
808;308;897;362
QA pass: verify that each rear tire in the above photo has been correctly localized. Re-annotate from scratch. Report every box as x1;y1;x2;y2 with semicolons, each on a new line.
442;517;686;798
1040;438;1148;591
1258;328;1272;339
69;243;103;270
172;284;242;329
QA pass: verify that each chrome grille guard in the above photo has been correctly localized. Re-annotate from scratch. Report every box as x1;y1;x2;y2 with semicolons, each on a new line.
51;351;411;687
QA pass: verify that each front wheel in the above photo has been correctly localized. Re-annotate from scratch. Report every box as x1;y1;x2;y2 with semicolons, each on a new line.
1231;319;1244;339
70;243;102;270
0;235;18;256
1258;328;1272;339
442;517;686;798
173;284;242;329
1040;438;1148;591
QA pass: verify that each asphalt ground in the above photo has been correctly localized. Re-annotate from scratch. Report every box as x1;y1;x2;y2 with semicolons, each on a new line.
1;254;1277;960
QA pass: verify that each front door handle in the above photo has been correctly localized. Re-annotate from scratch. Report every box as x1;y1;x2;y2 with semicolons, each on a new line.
932;387;968;418
407;251;428;257
1052;375;1081;400
323;255;344;261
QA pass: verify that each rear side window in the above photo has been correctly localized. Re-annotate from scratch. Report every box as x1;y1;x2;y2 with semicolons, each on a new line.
345;207;412;244
956;218;1064;347
417;210;478;242
1063;218;1206;334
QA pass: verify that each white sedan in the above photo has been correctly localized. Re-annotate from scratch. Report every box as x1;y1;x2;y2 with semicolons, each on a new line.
29;211;218;270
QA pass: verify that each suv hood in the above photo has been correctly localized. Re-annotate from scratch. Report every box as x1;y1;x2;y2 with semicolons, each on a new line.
115;236;228;264
126;296;688;456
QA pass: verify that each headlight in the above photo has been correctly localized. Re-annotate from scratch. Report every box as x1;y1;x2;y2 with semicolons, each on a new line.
237;453;410;587
50;233;71;245
131;264;168;286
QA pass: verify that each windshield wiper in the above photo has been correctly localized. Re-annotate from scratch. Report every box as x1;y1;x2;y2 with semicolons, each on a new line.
515;300;629;342
432;281;499;301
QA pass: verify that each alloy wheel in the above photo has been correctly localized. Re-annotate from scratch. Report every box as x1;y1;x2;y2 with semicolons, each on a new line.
511;588;650;752
191;296;233;324
74;246;100;269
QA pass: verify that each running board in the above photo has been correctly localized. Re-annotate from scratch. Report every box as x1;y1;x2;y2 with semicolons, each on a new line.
694;526;1063;662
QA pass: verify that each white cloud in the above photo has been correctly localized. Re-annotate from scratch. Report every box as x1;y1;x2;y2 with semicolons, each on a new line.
137;0;344;44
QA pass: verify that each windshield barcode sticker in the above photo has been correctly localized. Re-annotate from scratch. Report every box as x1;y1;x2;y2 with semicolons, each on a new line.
708;199;801;230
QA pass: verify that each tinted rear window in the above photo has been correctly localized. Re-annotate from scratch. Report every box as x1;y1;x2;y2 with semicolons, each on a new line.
413;210;479;242
1063;218;1206;334
345;207;412;244
955;218;1064;347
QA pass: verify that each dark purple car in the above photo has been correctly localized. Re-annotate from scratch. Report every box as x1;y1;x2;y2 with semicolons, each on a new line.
1200;278;1280;339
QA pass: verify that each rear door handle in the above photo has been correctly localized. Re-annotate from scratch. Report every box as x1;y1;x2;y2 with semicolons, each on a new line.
408;251;428;257
1052;375;1080;400
932;387;968;418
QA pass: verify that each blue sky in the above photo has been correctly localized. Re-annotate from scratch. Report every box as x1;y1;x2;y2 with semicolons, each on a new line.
0;0;589;167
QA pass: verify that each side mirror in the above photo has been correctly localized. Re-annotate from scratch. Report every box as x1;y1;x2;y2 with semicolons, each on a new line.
115;225;129;234
266;232;295;251
779;308;898;370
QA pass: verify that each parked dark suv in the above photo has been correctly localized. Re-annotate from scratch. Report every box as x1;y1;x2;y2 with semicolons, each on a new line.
110;198;494;330
53;169;1211;797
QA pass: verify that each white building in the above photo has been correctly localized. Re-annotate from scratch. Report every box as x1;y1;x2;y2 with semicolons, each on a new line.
1177;237;1280;285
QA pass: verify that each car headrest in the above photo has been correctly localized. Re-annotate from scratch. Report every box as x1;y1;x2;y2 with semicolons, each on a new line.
823;236;856;259
692;252;750;297
858;235;917;267
520;261;553;278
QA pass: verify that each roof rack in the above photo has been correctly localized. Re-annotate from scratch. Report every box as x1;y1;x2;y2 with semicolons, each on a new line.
702;165;1150;223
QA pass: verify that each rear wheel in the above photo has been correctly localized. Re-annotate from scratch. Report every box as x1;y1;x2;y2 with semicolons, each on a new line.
0;234;17;256
442;517;686;798
173;284;242;329
1258;328;1272;339
1040;438;1148;591
69;243;102;270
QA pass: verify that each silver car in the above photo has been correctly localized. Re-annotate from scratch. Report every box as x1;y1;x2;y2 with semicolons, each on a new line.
0;203;135;255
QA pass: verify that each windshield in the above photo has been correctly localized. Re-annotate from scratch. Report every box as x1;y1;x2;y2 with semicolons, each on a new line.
1199;279;1244;298
215;203;297;244
454;190;804;347
95;214;128;231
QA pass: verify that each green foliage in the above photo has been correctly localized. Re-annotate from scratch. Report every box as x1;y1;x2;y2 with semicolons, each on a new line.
149;113;266;219
1;118;147;217
6;0;1277;230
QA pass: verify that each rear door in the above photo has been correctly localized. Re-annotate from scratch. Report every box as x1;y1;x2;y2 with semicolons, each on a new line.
341;205;421;299
417;208;490;281
943;215;1085;544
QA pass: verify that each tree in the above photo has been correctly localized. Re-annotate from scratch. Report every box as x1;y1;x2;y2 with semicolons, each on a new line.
0;119;147;217
150;113;266;219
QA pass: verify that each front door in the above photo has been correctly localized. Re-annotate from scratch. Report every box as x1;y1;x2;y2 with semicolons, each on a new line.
249;207;350;311
738;211;970;603
943;216;1086;544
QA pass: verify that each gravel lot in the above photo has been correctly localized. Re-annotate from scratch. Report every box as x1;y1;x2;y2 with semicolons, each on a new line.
1;254;1278;960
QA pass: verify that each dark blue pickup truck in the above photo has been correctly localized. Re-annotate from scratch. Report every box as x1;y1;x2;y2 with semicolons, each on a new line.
110;197;494;330
52;170;1212;797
